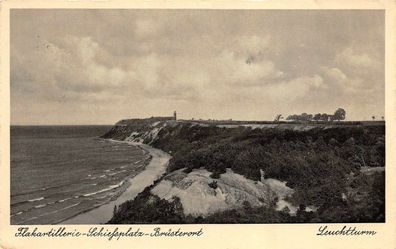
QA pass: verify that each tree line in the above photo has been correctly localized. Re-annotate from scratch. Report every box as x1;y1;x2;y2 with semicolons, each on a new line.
286;108;346;122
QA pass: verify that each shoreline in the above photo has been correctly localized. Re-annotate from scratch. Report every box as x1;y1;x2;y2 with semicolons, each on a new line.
60;140;171;224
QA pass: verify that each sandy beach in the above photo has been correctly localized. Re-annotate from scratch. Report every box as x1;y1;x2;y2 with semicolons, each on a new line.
61;141;170;224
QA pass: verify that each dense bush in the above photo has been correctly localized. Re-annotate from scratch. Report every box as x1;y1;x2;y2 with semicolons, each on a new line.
106;122;385;223
108;187;185;224
152;124;384;209
197;171;385;223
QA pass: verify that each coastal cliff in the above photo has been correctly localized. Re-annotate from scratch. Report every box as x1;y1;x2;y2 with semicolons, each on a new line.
102;118;385;223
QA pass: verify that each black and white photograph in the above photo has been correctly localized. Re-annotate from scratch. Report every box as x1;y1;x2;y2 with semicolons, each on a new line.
10;9;386;225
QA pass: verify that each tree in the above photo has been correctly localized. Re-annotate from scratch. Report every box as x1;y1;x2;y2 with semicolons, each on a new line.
208;180;218;189
313;113;322;121
372;116;375;121
301;113;308;121
274;114;283;122
300;113;313;122
333;108;346;121
321;113;329;122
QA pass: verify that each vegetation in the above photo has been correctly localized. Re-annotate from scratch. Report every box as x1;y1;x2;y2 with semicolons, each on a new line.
108;186;186;224
287;108;346;121
200;170;384;223
105;120;385;223
108;172;383;224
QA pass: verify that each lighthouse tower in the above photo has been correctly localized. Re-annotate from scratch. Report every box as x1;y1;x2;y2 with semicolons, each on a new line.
173;111;177;121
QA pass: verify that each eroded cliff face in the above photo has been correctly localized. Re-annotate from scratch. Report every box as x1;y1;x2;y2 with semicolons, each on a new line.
101;118;297;215
150;168;292;217
101;117;175;141
102;118;385;220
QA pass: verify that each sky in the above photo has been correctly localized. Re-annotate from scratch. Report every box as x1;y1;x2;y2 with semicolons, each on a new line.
11;10;384;125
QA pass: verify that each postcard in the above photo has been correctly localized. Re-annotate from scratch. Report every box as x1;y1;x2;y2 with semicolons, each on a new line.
0;0;395;248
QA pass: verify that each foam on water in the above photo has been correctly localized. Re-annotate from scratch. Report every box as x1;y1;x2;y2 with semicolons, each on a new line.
59;198;72;203
82;181;124;197
28;197;44;202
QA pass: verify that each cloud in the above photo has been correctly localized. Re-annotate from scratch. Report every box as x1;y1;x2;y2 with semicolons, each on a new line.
322;66;378;98
335;47;381;70
232;35;271;56
325;67;347;82
217;49;282;86
11;35;138;101
10;10;384;124
268;75;326;101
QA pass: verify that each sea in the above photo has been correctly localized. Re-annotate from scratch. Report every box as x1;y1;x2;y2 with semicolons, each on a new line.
10;125;149;225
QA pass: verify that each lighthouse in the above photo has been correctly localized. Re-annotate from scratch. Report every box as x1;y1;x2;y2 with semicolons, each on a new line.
173;111;177;121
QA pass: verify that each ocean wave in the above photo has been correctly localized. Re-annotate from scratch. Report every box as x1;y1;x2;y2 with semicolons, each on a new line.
11;211;23;217
11;200;29;207
17;202;82;224
96;194;111;200
57;202;81;212
18;196;73;208
20;216;38;223
12;180;89;198
82;181;124;197
11;188;51;198
13;196;74;216
58;197;72;203
108;170;126;176
11;190;39;198
28;197;44;202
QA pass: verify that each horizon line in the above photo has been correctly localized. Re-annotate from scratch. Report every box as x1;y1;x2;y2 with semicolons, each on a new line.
10;119;386;126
